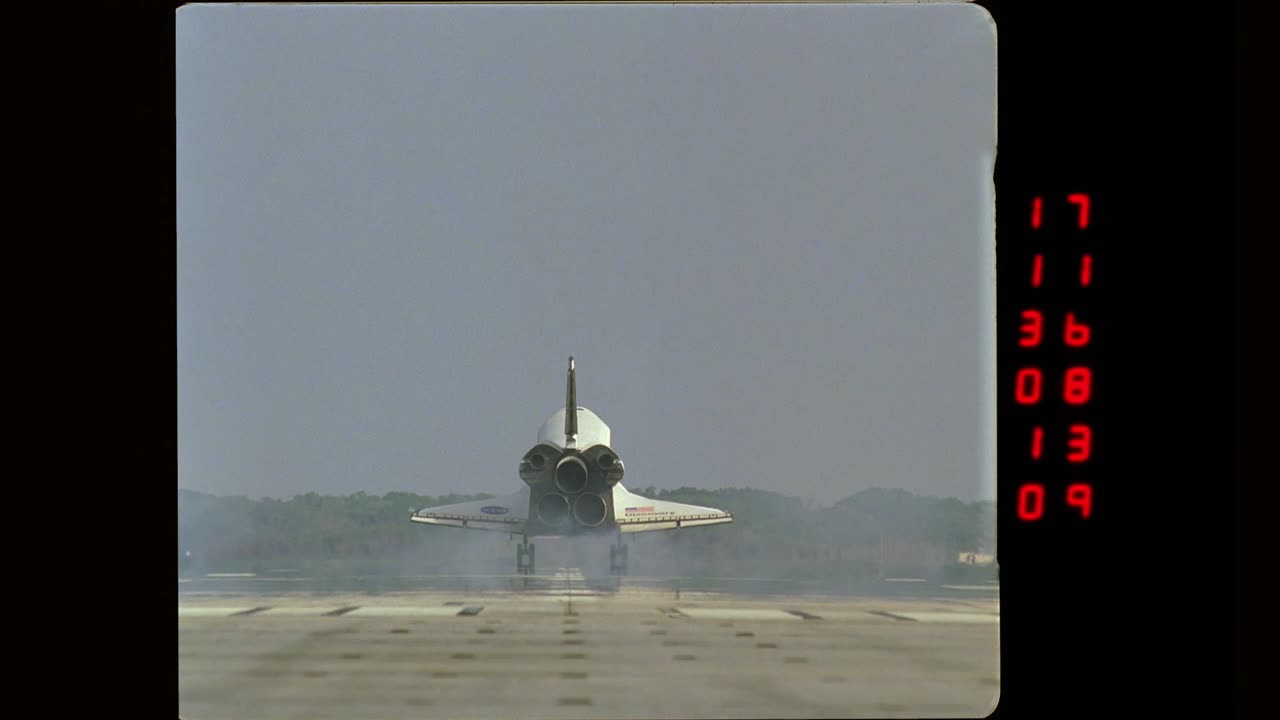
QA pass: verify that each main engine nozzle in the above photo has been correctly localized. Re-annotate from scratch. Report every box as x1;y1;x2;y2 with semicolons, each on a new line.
572;493;607;527
535;492;570;527
554;455;590;494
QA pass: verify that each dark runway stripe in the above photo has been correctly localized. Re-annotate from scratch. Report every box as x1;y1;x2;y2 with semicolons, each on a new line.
323;606;360;616
867;610;915;621
456;606;484;616
785;609;822;620
229;606;270;616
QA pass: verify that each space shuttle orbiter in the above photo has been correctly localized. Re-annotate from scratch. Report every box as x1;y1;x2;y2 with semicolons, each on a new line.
410;356;733;575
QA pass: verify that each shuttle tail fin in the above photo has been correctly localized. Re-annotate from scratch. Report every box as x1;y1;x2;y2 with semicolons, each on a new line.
565;356;578;444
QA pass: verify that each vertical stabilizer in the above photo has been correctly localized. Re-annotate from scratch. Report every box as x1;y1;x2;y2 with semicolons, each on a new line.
565;356;578;445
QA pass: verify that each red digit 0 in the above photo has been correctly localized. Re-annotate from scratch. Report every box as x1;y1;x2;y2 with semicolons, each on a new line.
1015;368;1042;405
1018;484;1045;521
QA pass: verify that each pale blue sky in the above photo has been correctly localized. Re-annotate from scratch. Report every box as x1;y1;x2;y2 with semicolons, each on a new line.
177;3;996;504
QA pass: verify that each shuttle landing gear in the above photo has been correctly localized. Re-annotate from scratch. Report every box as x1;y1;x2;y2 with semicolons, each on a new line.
516;535;535;575
609;535;628;576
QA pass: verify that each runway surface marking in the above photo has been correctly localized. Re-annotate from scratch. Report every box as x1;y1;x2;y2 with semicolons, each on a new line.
228;606;270;616
871;610;998;623
673;608;804;620
180;588;1000;719
257;606;342;616
177;605;512;617
179;605;995;621
785;609;824;619
346;606;478;617
178;607;258;616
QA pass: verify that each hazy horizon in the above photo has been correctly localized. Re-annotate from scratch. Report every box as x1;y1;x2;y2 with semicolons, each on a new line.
175;483;995;507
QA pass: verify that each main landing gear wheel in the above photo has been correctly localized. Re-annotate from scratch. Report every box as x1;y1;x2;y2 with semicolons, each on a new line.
609;539;628;576
516;537;535;575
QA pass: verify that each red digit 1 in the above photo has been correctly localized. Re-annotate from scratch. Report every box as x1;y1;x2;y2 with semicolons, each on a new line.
1031;196;1043;229
1015;368;1042;405
1066;484;1093;518
1064;312;1091;347
1032;254;1044;287
1067;424;1092;462
1020;310;1043;347
1018;484;1045;521
1067;193;1090;229
1064;367;1091;404
1080;254;1092;287
1031;426;1044;459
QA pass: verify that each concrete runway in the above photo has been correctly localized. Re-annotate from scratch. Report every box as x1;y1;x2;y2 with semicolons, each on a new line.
179;570;999;719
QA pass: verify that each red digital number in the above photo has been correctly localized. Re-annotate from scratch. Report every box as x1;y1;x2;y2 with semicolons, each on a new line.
1067;424;1092;462
1015;368;1042;405
1031;426;1044;460
1066;483;1093;518
1067;193;1090;229
1064;312;1091;347
1080;254;1092;287
1020;310;1043;347
1031;196;1043;229
1032;254;1043;287
1018;483;1045;521
1063;367;1092;404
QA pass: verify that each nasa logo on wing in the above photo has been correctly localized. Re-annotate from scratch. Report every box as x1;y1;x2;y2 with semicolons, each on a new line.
480;506;509;515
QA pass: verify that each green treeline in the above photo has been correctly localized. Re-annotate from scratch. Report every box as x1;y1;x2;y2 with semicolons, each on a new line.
178;487;995;582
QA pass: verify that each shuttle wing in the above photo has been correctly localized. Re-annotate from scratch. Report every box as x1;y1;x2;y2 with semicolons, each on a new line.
410;487;529;533
612;484;733;533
